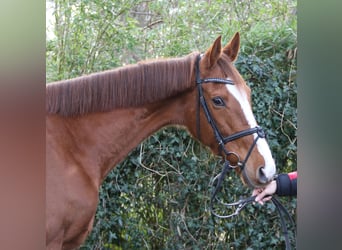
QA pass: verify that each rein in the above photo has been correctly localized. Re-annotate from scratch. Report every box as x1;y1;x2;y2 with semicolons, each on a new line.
209;166;296;249
195;54;295;249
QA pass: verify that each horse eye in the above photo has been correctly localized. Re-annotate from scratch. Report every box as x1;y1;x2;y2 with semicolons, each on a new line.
212;97;225;107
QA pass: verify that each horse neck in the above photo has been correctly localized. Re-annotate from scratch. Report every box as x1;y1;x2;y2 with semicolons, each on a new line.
54;90;195;185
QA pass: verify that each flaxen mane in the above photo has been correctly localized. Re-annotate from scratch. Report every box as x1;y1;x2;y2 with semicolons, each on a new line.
46;53;198;117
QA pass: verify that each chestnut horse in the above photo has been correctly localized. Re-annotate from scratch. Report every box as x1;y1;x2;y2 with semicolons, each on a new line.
46;33;276;249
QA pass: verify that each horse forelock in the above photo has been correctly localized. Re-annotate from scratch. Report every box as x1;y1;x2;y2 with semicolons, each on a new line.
46;53;198;117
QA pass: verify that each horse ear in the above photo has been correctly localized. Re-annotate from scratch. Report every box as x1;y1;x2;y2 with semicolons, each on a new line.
203;35;222;68
223;32;240;62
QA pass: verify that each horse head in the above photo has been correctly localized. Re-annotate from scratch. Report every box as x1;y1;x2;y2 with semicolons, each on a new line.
187;33;276;188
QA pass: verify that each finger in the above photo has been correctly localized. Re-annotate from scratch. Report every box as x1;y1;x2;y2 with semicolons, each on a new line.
255;191;266;202
252;189;261;196
253;194;262;205
263;196;272;202
253;199;263;205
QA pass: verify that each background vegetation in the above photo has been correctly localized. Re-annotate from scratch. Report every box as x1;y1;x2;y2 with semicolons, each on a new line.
46;0;297;249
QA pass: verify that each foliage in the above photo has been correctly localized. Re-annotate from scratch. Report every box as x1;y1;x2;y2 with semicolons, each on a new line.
47;0;297;249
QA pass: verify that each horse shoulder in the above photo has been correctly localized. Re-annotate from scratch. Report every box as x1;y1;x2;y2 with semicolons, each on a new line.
46;116;100;249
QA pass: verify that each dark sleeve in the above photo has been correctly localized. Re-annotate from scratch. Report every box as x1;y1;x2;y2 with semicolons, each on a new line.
275;172;297;196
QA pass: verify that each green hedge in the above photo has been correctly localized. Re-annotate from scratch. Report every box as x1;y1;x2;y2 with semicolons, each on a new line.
47;0;297;249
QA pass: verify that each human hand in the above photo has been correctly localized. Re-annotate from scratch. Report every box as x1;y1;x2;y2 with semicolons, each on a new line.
252;180;277;205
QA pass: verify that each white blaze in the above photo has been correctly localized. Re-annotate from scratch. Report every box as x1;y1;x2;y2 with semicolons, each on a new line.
226;84;276;179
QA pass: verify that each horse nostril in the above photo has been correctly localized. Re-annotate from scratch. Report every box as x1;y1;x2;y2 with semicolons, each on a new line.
258;167;269;184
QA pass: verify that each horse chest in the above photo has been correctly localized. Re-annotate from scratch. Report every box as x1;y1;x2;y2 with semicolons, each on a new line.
60;175;99;248
47;150;99;248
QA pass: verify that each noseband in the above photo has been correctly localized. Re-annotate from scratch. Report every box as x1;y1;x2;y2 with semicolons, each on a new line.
195;54;295;249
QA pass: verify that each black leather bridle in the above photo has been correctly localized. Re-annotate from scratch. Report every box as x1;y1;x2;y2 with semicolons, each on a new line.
195;54;295;249
195;54;266;176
